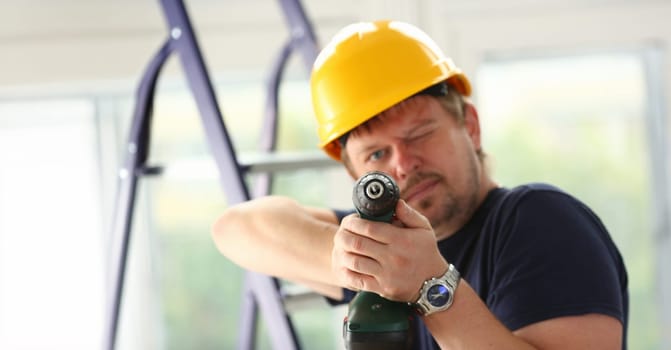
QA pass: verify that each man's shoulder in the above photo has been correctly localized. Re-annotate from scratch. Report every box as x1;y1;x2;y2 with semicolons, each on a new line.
507;182;568;198
502;182;583;210
484;182;601;237
495;182;611;245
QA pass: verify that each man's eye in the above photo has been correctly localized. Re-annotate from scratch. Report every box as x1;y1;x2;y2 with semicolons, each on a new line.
368;149;385;162
409;129;433;143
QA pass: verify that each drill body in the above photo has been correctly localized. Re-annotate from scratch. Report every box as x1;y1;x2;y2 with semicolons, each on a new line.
344;171;414;350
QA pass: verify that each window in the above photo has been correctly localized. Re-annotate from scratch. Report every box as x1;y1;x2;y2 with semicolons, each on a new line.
477;50;664;348
0;99;105;349
125;76;350;349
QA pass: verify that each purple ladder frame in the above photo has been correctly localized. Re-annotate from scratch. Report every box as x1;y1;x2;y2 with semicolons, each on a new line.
104;0;320;349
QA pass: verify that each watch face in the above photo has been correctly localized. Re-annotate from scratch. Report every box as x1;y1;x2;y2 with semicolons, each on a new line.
427;284;450;307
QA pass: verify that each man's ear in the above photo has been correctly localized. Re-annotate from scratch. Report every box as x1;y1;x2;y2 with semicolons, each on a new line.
463;103;482;151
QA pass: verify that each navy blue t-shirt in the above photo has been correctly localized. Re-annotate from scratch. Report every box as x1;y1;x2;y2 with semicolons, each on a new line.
331;183;628;349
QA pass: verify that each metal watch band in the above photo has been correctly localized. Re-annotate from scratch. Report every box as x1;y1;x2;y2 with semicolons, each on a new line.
413;264;460;316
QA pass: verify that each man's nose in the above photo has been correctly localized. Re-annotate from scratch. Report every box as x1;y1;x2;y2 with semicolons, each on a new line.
391;144;420;181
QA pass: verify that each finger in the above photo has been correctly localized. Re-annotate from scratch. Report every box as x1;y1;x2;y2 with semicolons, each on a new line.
332;249;381;292
341;214;394;244
333;231;383;272
337;228;388;259
394;199;431;229
343;251;382;276
342;270;380;293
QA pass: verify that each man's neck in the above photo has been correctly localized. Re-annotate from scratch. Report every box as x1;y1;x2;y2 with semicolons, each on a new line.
434;179;499;241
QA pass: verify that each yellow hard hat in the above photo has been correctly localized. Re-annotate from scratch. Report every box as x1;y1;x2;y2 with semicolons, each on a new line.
310;20;472;161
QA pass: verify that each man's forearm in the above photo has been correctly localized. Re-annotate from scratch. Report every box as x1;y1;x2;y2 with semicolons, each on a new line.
423;281;536;350
423;280;622;349
211;196;339;289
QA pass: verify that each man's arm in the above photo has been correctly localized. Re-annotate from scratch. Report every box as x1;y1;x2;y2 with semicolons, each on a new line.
333;199;624;349
211;195;343;299
423;282;622;349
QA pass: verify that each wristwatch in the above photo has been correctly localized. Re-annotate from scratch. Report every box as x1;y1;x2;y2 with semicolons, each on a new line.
413;264;460;316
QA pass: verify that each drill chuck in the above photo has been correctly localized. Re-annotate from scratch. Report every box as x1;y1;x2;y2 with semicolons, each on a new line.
353;171;400;221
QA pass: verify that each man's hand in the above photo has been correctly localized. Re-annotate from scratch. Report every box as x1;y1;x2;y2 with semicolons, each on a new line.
332;199;448;302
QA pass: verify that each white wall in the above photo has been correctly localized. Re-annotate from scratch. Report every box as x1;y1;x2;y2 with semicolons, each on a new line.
2;0;670;99
0;0;427;93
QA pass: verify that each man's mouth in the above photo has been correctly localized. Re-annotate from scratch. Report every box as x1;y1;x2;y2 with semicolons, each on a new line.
402;176;441;203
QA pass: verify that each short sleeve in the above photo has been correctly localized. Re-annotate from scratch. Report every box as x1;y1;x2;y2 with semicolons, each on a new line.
488;188;627;331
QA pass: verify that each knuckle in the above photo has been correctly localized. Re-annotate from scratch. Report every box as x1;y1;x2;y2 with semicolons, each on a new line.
380;283;402;300
349;253;363;272
392;254;410;270
350;235;365;252
345;273;365;291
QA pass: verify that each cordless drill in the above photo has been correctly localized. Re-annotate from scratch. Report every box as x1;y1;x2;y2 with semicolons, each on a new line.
343;171;414;350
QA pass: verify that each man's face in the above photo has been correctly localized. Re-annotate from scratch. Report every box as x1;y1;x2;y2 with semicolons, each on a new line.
343;95;485;237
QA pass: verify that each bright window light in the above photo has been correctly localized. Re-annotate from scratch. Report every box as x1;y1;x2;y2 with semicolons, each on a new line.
0;99;104;350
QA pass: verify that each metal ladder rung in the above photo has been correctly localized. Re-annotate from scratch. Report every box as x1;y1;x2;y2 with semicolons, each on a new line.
158;152;337;180
239;151;337;173
281;284;329;313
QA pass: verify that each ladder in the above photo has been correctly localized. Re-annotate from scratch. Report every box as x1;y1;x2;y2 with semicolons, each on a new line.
104;0;329;348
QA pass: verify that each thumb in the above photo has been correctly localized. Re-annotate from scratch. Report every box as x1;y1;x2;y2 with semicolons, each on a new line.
394;199;431;229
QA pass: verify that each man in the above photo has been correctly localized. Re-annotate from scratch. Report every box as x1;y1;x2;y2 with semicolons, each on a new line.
212;20;628;349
